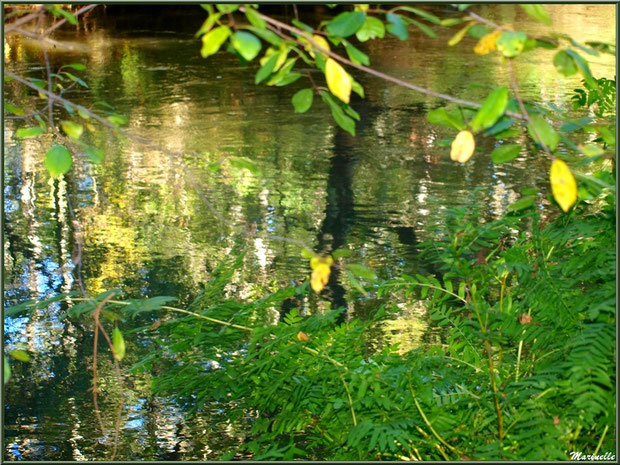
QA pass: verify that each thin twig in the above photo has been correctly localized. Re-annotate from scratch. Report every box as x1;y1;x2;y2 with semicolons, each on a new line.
339;371;357;426
409;380;460;456
92;293;116;440
65;196;86;296
239;7;527;120
457;5;509;32
3;6;45;33
506;57;554;158
8;27;72;50
93;317;124;460
41;44;55;130
44;4;99;35
70;297;253;332
592;424;609;457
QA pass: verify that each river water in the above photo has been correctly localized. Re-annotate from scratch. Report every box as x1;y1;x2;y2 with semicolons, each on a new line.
3;4;615;460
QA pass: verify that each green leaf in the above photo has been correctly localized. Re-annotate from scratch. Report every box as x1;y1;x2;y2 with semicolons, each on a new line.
112;327;126;361
77;108;90;120
427;107;465;131
535;38;558;49
496;31;528;57
301;249;315;259
458;4;472;11
30;78;46;89
351;80;364;98
394;6;440;24
201;25;231;58
467;24;490;39
15;126;45;139
47;5;77;25
60;63;86;71
331;248;351;259
527;114;559;151
448;21;474;46
292;19;314;33
255;52;279;84
321;91;355;136
508;195;536;212
470;86;508;133
60;120;83;140
101;310;121;322
274;72;301;87
343;41;369;66
326;11;366;37
83;146;105;164
407;18;436;38
494;128;521;139
386;13;408;40
216;4;238;13
345;270;368;296
560;117;593;132
343;103;360;121
244;7;266;29
292;88;314;114
45;145;73;178
231;31;262;61
195;12;222;38
246;26;282;46
579;144;604;157
4;359;10;385
490;144;521;163
107;114;128;126
441;18;467;27
584;41;615;55
355;16;385;42
554;50;578;77
228;157;261;174
123;296;176;319
5;103;25;116
346;263;378;281
63;72;88;88
9;350;31;362
484;117;515;136
94;100;114;110
520;4;551;26
564;49;598;89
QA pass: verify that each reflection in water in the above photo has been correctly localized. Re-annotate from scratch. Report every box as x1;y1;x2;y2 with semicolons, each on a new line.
3;4;615;460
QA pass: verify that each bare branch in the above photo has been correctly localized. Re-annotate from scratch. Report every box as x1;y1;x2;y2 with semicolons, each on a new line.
44;4;99;35
3;6;45;33
239;6;527;121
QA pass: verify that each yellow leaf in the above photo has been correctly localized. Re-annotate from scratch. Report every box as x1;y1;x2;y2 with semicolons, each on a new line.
311;262;331;293
275;45;289;70
448;21;474;46
325;58;352;104
450;130;476;163
259;47;277;66
310;34;330;58
112;327;126;361
474;30;501;55
550;159;577;212
9;350;31;362
296;331;310;342
310;256;321;270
